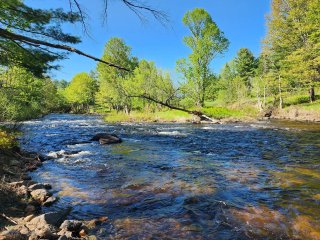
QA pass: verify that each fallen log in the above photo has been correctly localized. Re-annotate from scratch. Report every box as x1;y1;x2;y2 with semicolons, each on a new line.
128;94;219;123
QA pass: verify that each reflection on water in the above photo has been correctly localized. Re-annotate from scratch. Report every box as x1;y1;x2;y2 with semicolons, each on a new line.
20;114;320;239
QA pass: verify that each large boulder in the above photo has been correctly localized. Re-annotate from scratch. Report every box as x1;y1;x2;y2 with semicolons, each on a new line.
26;210;70;230
91;133;122;144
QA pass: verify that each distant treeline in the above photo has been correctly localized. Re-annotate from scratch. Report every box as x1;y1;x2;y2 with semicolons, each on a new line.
0;0;319;121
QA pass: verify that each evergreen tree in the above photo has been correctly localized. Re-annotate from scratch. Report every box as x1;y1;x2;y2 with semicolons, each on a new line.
234;48;257;90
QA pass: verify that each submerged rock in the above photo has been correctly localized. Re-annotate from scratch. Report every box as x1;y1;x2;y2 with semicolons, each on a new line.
91;133;122;144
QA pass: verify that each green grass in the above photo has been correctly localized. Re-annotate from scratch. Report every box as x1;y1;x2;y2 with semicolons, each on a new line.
104;110;193;123
203;106;258;119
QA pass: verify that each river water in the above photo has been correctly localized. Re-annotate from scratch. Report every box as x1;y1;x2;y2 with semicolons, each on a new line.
20;114;320;239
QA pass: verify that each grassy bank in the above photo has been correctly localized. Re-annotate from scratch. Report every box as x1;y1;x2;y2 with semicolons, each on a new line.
102;94;320;124
103;106;259;123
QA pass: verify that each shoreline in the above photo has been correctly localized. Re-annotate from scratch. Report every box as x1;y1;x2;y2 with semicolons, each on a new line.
0;148;104;240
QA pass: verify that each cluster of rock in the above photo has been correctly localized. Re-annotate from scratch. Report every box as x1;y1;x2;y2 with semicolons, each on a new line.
0;133;119;240
1;210;106;239
8;181;57;210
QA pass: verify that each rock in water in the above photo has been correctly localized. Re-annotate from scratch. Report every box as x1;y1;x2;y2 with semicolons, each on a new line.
91;133;122;144
30;189;52;203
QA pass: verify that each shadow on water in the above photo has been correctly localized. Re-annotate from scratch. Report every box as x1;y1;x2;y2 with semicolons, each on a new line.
19;114;320;239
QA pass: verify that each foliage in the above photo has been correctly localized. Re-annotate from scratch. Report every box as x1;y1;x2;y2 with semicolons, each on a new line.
234;48;257;90
0;0;81;76
96;38;137;113
177;8;229;108
63;72;97;113
0;128;17;150
0;66;63;121
202;106;258;120
263;0;320;104
128;60;176;112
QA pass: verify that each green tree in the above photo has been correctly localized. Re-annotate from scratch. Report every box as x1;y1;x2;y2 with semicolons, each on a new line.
0;66;62;120
96;38;137;114
128;60;175;112
177;8;229;108
234;48;257;90
264;0;320;105
64;72;96;113
217;61;238;103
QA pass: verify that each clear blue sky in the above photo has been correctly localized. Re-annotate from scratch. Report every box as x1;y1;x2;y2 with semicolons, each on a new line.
26;0;271;81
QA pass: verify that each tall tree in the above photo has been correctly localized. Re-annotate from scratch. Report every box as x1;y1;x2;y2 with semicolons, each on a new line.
234;48;257;90
177;8;229;108
96;38;137;113
264;0;320;104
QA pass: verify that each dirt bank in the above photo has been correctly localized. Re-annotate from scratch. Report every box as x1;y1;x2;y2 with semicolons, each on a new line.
271;107;320;122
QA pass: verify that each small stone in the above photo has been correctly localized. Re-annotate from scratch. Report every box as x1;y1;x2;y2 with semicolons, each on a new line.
17;185;28;196
24;215;35;222
25;204;38;215
8;181;24;188
79;229;87;237
43;196;58;206
60;220;83;232
34;224;57;239
87;235;97;240
98;216;108;223
30;189;51;203
28;233;38;240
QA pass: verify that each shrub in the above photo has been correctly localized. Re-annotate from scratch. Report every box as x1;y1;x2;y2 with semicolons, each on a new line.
0;128;17;150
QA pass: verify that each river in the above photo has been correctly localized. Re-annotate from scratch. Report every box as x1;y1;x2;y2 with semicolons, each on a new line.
19;114;320;239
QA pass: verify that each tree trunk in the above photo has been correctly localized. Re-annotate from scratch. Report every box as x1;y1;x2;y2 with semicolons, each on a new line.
263;84;266;108
278;74;283;109
309;86;315;102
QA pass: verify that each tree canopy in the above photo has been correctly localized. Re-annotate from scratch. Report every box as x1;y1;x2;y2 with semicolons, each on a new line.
177;8;229;108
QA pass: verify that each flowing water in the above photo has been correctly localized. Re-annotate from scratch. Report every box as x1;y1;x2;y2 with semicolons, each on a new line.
20;114;320;239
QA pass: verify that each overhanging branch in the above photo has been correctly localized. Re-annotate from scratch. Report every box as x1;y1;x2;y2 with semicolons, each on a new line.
0;28;130;71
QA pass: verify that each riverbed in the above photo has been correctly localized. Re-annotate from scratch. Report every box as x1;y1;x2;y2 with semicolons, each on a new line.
19;114;320;239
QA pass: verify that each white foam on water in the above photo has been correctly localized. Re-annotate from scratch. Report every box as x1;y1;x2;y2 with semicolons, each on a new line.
158;131;187;136
69;151;92;158
47;150;66;158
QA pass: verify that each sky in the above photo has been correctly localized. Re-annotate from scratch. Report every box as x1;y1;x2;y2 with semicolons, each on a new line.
25;0;271;81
